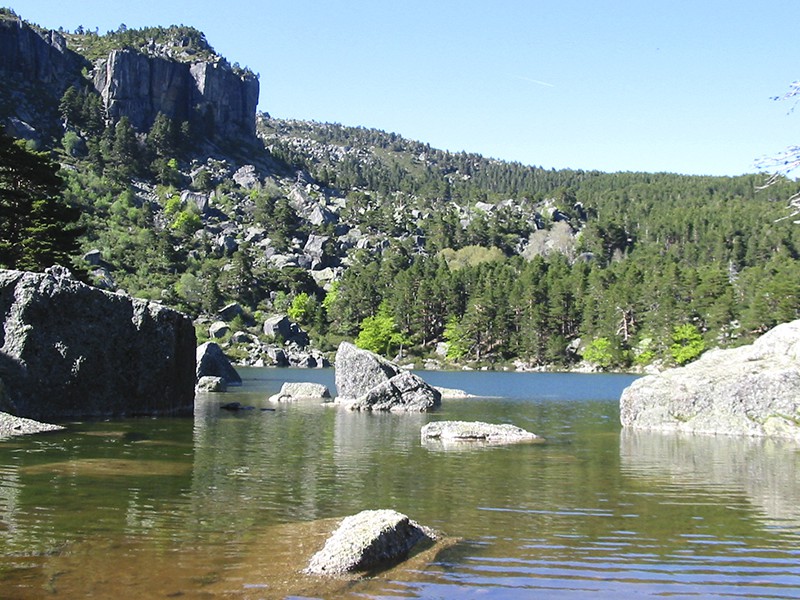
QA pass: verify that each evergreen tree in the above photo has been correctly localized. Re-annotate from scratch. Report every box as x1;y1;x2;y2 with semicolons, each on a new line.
0;128;82;271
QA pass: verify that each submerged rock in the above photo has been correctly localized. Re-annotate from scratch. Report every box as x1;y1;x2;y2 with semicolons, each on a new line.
268;382;331;403
305;509;436;576
334;343;441;412
421;420;543;444
620;319;800;440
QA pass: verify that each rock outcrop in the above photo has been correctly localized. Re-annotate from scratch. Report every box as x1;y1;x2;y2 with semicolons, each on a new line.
196;342;242;386
334;343;441;412
94;47;259;141
620;319;800;440
305;509;436;576
0;267;195;419
268;381;331;403
421;420;544;445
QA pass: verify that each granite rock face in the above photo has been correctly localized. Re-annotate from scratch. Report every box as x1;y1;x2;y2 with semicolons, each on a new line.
305;509;436;576
94;48;259;141
620;319;800;440
0;267;196;419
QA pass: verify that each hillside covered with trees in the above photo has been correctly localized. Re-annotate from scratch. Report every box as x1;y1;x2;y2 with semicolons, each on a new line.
2;10;799;372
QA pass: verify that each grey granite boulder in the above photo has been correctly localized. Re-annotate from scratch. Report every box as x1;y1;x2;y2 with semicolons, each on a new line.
421;420;544;444
268;381;331;403
196;342;242;386
334;341;401;400
341;371;442;412
0;267;195;419
305;509;436;576
195;375;227;393
334;343;441;412
620;319;800;440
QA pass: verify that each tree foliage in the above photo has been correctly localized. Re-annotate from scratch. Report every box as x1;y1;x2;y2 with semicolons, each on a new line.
0;127;82;271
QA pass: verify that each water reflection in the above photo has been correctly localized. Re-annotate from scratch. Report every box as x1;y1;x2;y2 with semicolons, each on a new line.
620;429;800;533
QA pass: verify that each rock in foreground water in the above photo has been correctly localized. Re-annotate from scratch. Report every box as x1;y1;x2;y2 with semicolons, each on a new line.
0;267;195;419
421;420;543;444
305;509;436;576
620;319;800;440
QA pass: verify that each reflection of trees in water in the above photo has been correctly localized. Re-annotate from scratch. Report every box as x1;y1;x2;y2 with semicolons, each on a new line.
620;429;800;531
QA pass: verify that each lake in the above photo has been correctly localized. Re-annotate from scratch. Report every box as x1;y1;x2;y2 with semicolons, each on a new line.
2;367;800;599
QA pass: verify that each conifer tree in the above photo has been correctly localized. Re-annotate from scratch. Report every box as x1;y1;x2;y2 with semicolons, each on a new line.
0;127;82;271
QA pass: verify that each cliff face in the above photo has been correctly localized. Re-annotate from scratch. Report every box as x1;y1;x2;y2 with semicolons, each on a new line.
0;15;259;143
94;48;259;140
0;18;83;88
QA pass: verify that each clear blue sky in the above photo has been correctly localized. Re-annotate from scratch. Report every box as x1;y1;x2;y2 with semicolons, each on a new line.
11;0;800;176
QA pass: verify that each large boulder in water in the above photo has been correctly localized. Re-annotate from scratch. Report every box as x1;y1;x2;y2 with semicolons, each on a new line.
334;341;400;400
334;343;441;412
305;509;436;576
196;342;242;386
620;319;800;440
0;267;196;419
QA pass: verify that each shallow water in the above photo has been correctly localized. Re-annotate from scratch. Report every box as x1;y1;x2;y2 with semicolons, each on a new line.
1;368;799;599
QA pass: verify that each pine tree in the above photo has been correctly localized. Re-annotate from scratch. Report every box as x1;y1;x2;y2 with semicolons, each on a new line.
0;127;82;271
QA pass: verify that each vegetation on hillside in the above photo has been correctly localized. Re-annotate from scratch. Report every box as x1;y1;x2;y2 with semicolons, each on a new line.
2;16;799;372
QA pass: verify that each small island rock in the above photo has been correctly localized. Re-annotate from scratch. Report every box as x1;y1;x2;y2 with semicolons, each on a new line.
195;375;228;393
268;381;331;402
421;420;543;444
305;509;436;576
620;319;800;440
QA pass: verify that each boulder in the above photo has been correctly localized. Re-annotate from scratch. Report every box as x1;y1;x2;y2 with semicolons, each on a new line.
208;320;230;339
421;420;543;444
268;382;331;403
342;371;442;413
263;314;308;346
0;267;195;419
195;375;227;393
0;411;64;438
334;343;440;412
334;341;401;400
620;319;800;440
305;509;436;576
196;342;242;386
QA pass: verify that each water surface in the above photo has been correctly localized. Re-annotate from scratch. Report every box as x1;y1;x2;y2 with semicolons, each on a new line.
1;368;799;598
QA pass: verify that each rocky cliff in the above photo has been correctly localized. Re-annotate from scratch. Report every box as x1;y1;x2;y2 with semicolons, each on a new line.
94;48;259;140
0;267;196;419
0;14;259;143
0;16;87;141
